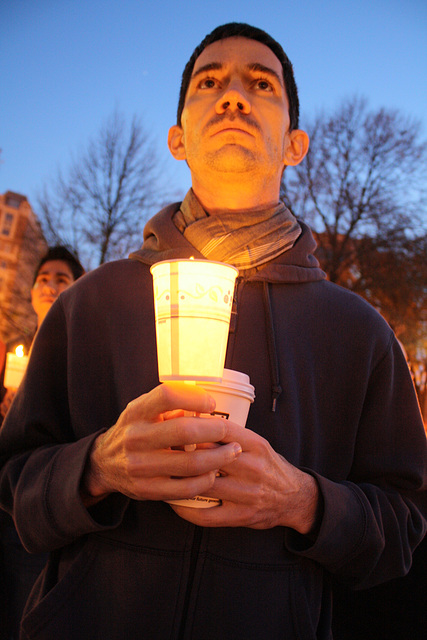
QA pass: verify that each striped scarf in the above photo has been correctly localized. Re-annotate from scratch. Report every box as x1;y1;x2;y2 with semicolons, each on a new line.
173;189;301;270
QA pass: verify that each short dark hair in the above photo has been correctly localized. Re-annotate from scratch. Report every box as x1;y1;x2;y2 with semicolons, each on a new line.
33;246;85;285
177;22;300;131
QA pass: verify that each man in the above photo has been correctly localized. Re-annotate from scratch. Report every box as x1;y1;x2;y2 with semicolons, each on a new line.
0;23;425;640
30;245;85;330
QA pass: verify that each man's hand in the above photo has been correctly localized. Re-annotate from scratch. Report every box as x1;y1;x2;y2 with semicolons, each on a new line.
81;382;242;505
171;423;320;535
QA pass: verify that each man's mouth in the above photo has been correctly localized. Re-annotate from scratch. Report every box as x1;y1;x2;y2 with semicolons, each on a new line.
212;125;253;136
206;114;258;137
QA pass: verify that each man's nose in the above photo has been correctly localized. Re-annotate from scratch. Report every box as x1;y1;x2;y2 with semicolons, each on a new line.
215;82;251;115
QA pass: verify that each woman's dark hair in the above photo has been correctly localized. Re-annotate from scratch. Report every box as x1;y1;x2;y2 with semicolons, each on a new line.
33;246;85;285
176;22;300;131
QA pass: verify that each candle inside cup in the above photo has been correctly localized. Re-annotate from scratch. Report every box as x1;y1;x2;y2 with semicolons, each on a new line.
4;345;29;389
150;259;238;382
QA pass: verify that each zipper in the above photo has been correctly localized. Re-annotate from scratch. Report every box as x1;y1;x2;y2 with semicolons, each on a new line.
177;278;243;638
177;525;203;639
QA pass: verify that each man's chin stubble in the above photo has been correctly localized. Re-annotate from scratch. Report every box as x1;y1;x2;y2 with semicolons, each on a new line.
204;147;258;173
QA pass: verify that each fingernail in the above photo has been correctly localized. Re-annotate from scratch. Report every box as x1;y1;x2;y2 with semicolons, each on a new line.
233;443;242;456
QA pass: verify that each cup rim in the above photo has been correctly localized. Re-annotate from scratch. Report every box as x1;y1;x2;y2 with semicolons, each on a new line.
150;258;238;275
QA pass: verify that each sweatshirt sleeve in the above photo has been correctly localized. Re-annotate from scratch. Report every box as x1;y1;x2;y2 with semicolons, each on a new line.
285;337;427;589
0;299;129;553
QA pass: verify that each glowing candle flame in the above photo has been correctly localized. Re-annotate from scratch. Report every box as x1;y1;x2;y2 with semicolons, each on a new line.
15;345;24;358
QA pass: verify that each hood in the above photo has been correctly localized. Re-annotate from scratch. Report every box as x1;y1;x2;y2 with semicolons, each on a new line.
129;202;326;284
130;202;326;412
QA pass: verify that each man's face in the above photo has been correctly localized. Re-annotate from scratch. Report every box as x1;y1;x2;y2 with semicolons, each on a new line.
170;37;293;183
31;259;75;321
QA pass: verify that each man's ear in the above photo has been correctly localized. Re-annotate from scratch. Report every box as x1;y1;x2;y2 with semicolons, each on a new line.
283;129;309;167
168;125;187;160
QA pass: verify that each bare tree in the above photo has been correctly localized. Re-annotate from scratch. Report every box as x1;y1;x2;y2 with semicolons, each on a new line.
281;96;427;283
38;111;168;268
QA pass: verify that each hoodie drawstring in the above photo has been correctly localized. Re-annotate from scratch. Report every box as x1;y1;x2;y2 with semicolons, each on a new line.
262;281;282;412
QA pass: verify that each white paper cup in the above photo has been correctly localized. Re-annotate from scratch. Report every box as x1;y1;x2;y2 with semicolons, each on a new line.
197;369;255;427
167;369;255;508
150;259;238;382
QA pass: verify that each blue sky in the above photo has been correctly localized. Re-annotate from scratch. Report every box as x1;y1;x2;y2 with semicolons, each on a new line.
1;0;426;208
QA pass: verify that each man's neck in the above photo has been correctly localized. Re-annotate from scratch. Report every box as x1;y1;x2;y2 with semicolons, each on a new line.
190;173;281;214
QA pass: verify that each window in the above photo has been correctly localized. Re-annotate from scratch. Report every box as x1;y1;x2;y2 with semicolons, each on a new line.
1;212;15;237
5;196;21;208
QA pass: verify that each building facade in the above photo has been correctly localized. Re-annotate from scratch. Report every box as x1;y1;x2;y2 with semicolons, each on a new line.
0;191;47;349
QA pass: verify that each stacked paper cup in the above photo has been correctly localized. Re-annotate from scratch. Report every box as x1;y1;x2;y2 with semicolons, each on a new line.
167;369;255;508
150;259;255;508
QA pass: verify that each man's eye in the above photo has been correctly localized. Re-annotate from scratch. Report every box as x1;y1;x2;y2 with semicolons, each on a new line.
255;79;272;91
199;78;217;89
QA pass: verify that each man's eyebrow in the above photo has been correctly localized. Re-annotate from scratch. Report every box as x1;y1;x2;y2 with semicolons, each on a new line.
248;63;283;86
191;62;223;81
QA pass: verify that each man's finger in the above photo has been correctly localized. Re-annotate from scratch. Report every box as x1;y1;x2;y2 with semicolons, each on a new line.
125;382;216;422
